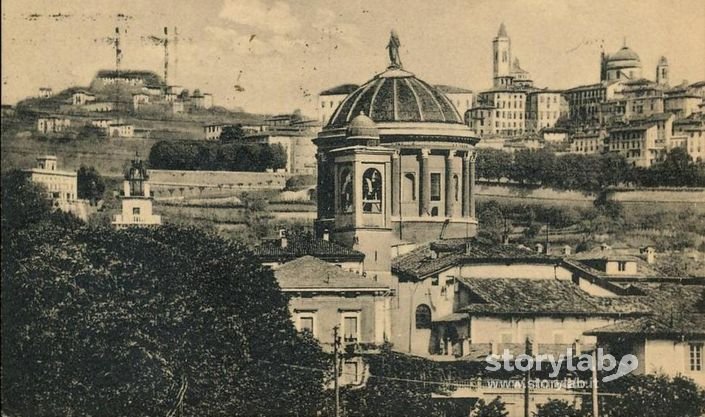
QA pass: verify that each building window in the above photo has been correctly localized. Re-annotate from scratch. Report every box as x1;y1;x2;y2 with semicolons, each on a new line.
690;343;703;371
341;312;360;343
132;207;141;215
339;168;353;213
617;261;627;272
362;168;383;213
415;304;432;329
403;173;416;201
296;312;317;337
430;173;442;201
344;361;361;384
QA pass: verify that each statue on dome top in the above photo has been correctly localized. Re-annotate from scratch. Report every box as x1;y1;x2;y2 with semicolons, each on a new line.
387;30;402;69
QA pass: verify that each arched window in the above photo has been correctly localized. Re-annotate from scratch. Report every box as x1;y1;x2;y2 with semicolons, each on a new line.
339;168;353;213
403;173;416;201
415;304;432;329
362;168;382;213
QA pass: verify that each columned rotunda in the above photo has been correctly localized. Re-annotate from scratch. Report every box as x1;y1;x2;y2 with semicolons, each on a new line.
314;32;480;275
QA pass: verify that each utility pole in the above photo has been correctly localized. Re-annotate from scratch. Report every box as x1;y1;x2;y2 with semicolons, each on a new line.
592;349;599;417
333;325;341;417
524;336;531;417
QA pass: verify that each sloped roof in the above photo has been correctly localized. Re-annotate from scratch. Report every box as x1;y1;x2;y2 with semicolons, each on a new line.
274;256;388;290
320;84;359;96
253;233;365;263
435;85;474;94
391;237;559;280
457;278;648;317
585;314;705;338
586;282;705;338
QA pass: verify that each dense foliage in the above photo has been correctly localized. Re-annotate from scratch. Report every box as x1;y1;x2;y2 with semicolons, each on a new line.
535;399;585;417
584;373;705;417
1;169;52;231
337;347;466;417
148;140;287;172
471;397;508;417
77;165;106;202
475;148;705;190
2;182;327;415
220;124;246;142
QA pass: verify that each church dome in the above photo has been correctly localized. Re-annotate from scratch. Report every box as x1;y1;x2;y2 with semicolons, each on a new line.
327;67;463;128
346;113;379;139
606;46;641;69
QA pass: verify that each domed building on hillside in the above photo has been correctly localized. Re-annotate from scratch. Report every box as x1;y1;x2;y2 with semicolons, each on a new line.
601;42;643;81
314;32;480;275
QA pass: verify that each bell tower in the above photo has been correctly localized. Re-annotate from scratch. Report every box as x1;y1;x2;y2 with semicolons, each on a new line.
316;114;395;276
493;22;512;87
656;56;669;86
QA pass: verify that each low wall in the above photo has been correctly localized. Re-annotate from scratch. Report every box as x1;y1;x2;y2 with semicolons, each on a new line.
149;169;288;198
475;183;594;207
476;183;705;213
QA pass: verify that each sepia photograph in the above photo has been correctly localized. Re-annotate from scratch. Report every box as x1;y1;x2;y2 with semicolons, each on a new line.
1;0;704;416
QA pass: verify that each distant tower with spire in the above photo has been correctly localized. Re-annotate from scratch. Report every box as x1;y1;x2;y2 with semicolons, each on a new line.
112;154;161;229
493;22;512;87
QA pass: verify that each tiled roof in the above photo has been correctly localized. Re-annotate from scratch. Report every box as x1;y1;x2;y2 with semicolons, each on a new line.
320;84;359;96
435;85;474;94
563;252;670;280
253;233;365;263
457;278;648;317
391;237;559;280
274;256;388;290
586;282;705;338
585;314;705;338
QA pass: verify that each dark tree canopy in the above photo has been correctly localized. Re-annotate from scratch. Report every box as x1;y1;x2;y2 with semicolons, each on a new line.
1;169;52;232
148;140;287;172
2;216;327;416
220;124;246;142
77;165;106;202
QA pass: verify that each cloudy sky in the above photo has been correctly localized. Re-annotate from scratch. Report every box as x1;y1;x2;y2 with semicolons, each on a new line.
2;0;705;115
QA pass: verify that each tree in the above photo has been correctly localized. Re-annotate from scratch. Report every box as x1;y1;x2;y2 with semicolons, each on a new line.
2;221;327;416
471;397;508;417
476;149;512;182
1;169;52;232
76;125;106;141
478;201;509;243
588;373;705;417
220;124;245;142
535;399;585;417
338;346;463;417
77;165;106;203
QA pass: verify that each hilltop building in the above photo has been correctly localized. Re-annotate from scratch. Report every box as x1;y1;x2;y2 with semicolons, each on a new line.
112;156;161;229
468;24;568;139
23;155;77;202
38;87;53;98
319;84;360;125
36;116;71;134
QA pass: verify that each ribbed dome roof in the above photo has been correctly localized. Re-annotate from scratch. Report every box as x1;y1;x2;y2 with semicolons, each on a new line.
327;67;463;128
608;46;641;64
